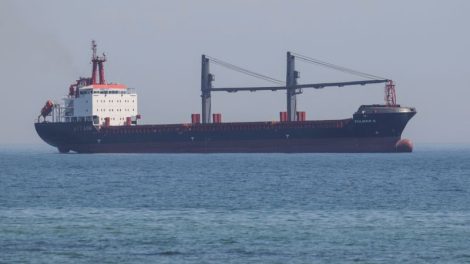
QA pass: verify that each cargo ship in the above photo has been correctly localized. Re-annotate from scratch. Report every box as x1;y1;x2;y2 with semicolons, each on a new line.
35;41;416;153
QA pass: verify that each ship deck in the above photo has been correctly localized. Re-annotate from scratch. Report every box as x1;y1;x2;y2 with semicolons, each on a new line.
100;119;353;133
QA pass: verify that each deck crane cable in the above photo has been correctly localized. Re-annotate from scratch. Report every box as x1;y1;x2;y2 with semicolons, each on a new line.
291;52;387;80
206;56;285;85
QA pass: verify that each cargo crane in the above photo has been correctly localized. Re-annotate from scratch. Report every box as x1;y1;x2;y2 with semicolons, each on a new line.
201;52;396;123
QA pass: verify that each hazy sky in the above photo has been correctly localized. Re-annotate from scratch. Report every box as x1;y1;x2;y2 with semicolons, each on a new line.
1;0;469;145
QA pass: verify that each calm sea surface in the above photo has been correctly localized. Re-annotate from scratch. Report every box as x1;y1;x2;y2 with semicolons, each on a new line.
1;145;470;263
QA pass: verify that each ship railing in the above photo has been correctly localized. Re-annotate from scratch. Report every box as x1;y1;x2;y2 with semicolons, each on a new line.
37;104;68;123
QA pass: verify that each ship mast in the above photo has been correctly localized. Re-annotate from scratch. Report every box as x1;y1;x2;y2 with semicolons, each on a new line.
91;40;107;85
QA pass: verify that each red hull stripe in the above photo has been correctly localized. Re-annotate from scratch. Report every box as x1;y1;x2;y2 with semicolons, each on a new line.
64;137;405;153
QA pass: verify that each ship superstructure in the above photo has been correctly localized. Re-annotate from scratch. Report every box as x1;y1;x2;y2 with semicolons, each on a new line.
35;41;416;153
41;41;138;127
64;83;137;126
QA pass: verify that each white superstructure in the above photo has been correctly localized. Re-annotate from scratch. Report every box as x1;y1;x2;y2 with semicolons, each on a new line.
63;83;138;126
38;41;140;126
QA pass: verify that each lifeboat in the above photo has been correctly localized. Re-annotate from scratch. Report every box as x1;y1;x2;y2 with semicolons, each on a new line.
40;100;54;118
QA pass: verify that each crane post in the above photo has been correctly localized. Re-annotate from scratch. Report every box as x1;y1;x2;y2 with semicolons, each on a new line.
201;55;212;123
286;52;300;121
385;80;397;106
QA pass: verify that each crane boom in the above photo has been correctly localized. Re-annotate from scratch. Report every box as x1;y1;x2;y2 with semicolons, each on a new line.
210;79;389;93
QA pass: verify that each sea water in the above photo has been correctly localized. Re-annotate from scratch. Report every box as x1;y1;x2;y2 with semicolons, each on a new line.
1;145;469;263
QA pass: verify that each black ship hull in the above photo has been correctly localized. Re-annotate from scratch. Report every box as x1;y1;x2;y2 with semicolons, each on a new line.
35;105;416;153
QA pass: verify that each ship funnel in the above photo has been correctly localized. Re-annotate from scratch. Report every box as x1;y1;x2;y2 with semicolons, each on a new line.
91;40;107;85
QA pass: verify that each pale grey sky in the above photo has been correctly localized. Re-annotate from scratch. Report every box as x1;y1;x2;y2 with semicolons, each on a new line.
1;0;469;144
